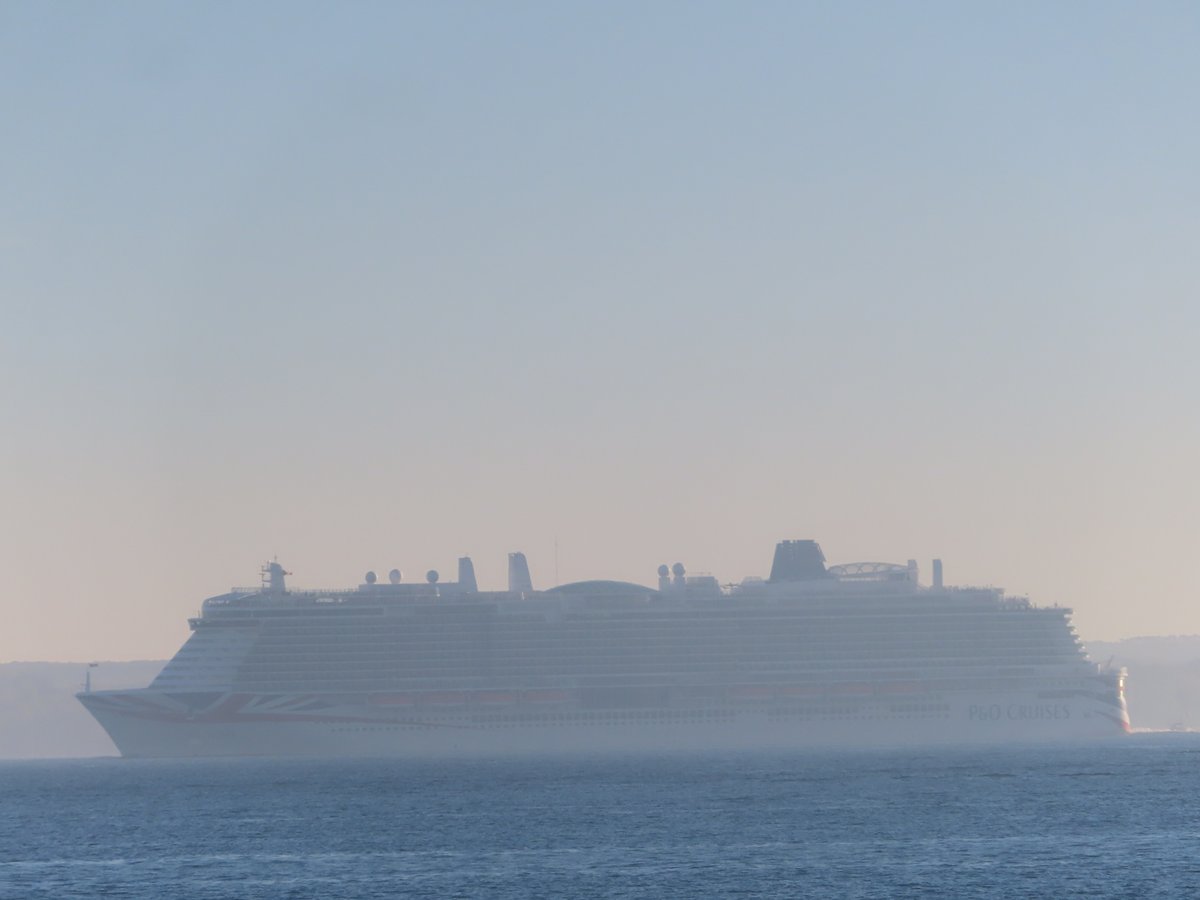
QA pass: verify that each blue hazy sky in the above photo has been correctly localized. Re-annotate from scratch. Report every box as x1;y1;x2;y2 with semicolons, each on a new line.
2;2;1198;661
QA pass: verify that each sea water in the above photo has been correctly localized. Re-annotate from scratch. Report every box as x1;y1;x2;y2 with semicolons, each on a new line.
2;735;1199;899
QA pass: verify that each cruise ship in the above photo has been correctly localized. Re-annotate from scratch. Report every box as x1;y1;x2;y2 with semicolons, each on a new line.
78;541;1130;757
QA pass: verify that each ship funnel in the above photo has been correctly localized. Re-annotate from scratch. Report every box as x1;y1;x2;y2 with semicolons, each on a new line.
458;557;478;592
508;552;533;593
768;540;828;582
932;559;943;589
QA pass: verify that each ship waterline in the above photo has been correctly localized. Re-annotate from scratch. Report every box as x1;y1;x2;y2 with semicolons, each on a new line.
79;541;1130;757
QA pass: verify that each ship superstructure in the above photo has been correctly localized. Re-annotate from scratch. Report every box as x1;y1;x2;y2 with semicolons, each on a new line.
79;541;1129;757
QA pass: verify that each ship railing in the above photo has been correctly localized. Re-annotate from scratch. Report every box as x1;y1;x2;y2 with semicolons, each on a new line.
225;587;364;600
204;594;257;607
998;596;1032;610
205;592;352;612
229;586;455;599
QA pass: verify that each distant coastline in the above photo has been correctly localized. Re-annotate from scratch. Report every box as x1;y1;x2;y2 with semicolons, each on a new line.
5;637;1200;759
0;660;164;759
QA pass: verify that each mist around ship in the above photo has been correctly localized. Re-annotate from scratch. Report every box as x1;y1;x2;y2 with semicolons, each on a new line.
3;4;1198;898
3;3;1198;670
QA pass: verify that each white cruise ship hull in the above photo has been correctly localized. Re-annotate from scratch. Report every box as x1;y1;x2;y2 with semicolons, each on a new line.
77;540;1133;758
79;685;1129;759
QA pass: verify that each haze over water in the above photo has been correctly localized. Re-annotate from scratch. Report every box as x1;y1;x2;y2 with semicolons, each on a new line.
4;7;1197;898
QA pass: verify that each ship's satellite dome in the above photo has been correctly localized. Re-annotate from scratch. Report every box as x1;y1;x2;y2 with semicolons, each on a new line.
426;569;439;584
365;570;377;585
671;562;685;577
657;564;670;577
388;569;402;584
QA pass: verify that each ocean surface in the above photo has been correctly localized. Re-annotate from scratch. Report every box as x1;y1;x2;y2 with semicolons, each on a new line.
3;735;1200;899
